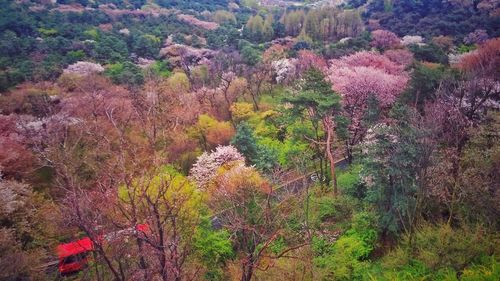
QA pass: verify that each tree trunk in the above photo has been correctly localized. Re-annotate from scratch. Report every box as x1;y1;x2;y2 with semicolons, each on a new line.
345;140;353;164
250;91;260;111
241;257;254;281
323;117;337;196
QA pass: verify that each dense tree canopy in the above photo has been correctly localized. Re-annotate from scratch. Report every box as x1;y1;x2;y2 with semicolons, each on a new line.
0;0;499;280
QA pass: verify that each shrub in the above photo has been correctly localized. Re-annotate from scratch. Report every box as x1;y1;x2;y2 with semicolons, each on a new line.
337;164;364;198
376;224;499;279
312;211;378;280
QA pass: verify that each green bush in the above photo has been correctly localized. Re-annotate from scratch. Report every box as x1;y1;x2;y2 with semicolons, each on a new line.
104;61;144;86
461;256;500;281
193;217;234;281
337;164;365;198
369;224;499;280
312;211;378;280
314;196;355;225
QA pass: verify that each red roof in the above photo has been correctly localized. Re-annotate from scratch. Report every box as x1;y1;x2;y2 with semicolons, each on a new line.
57;237;94;258
136;223;149;233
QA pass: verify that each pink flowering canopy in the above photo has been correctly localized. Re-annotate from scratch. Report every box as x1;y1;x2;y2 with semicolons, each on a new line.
329;66;408;108
327;51;409;143
384;49;414;67
329;51;404;75
371;29;401;49
295;50;328;74
328;51;409;107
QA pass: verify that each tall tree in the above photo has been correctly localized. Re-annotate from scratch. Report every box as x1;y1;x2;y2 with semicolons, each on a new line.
361;104;429;238
285;69;342;195
209;161;305;281
327;51;409;162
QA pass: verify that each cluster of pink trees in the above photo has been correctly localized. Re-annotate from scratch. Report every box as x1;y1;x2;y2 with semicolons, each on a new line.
327;51;409;160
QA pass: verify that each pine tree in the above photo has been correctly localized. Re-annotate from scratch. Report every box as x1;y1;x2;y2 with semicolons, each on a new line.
285;69;342;195
231;122;259;165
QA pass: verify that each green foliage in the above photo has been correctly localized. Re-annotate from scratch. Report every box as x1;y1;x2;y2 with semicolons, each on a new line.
336;164;363;198
66;50;86;63
104;61;144;86
410;43;449;64
457;44;476;54
244;14;274;43
324;34;371;59
285;68;341;119
268;236;286;255
147;60;171;78
231;122;259;163
312;195;356;227
131;34;161;58
156;0;229;11
312;211;378;280
365;0;499;40
95;34;129;62
193;217;234;281
231;122;278;171
38;28;58;37
257;137;308;168
457;112;500;227
401;62;447;110
206;26;240;49
461;256;500;281
369;224;499;280
240;42;262;66
347;212;378;249
84;28;100;40
361;103;424;236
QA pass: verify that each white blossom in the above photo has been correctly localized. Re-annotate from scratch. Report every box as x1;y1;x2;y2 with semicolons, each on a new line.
401;35;424;46
189;145;244;189
272;58;297;84
63;61;104;76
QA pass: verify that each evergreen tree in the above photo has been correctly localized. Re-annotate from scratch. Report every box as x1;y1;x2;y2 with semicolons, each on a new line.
360;103;424;237
231;122;259;165
285;69;342;195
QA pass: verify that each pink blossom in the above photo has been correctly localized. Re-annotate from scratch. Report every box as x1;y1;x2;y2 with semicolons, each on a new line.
295;50;328;75
327;51;409;146
329;66;408;108
329;51;404;75
371;29;400;49
384;49;414;67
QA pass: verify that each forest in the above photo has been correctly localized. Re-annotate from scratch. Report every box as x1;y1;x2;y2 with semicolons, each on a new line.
0;0;499;280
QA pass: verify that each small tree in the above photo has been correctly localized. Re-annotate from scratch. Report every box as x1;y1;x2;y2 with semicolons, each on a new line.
231;122;259;165
210;161;304;281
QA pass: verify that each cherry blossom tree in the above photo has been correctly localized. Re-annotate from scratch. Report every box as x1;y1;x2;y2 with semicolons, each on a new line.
189;145;244;189
329;51;404;75
370;29;400;50
384;49;414;67
272;58;297;84
63;61;105;76
295;49;328;75
400;35;424;46
327;51;409;161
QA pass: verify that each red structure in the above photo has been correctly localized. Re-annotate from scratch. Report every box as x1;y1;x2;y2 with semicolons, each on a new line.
56;224;149;274
57;237;93;274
